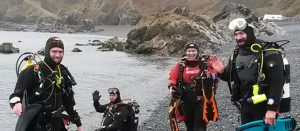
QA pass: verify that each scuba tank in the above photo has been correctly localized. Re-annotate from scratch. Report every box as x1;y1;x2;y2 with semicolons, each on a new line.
280;56;291;113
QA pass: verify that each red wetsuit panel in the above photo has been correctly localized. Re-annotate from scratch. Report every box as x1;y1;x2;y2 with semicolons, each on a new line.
168;62;200;86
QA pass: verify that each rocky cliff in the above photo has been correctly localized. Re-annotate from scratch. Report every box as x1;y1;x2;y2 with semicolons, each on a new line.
1;0;300;26
124;5;285;56
125;7;227;56
0;0;141;25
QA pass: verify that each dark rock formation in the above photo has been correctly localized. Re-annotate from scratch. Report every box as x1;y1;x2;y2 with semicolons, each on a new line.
75;40;104;46
213;3;258;24
0;42;19;54
75;43;85;46
125;7;225;55
72;48;82;52
1;0;300;27
101;36;125;51
97;47;113;52
95;37;125;51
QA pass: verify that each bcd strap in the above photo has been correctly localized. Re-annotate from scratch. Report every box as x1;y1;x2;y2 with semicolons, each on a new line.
199;55;210;76
227;46;239;96
60;64;77;86
178;57;186;84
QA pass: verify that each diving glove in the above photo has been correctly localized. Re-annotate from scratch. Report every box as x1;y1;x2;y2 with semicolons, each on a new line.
92;90;101;102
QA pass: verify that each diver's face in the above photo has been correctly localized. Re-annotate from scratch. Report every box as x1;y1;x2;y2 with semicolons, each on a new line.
186;48;198;61
50;47;64;64
234;31;247;46
109;93;117;103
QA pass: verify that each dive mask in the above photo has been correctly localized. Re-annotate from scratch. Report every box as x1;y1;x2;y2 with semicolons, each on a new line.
228;18;248;31
108;88;118;94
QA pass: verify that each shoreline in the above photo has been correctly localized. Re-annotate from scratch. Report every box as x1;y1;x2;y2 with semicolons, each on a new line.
0;21;134;39
138;81;300;131
137;21;300;131
137;81;240;131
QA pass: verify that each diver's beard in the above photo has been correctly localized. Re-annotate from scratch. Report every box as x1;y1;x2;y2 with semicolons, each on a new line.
236;39;246;46
52;59;62;64
51;56;63;65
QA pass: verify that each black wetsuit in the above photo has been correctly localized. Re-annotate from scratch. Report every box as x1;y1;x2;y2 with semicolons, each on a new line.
94;101;136;131
9;63;82;131
219;40;285;124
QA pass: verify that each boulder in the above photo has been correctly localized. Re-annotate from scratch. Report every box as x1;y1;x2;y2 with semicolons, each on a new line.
102;36;125;51
136;41;152;54
75;40;104;46
97;47;113;52
72;48;82;52
115;42;124;51
75;43;85;46
0;42;19;54
125;7;225;55
90;40;104;46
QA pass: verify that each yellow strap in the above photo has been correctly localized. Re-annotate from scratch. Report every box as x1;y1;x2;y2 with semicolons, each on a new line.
260;53;264;73
55;66;62;88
